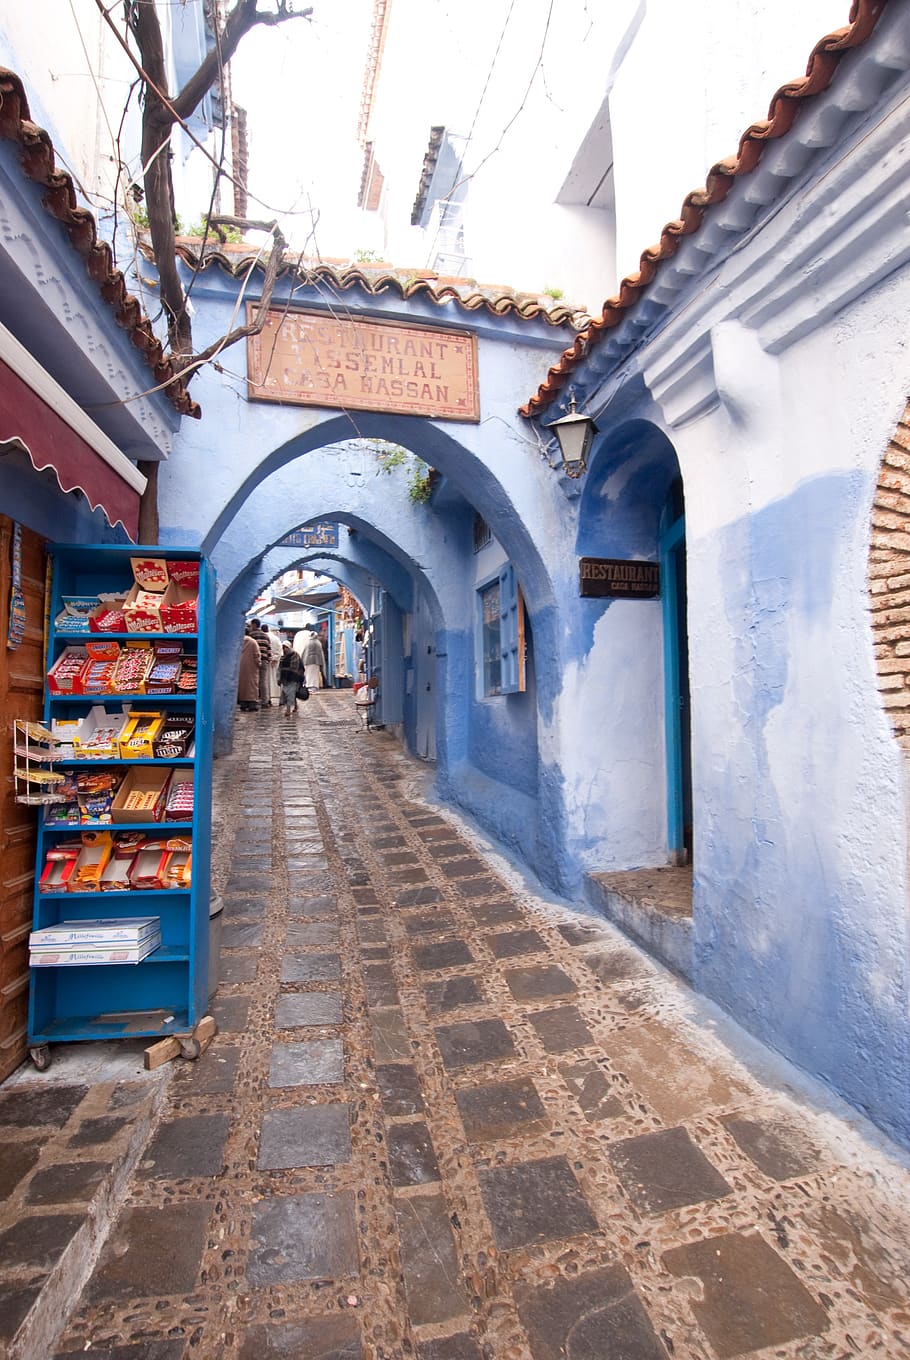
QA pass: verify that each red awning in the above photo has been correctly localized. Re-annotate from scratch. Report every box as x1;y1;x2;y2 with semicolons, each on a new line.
0;355;143;539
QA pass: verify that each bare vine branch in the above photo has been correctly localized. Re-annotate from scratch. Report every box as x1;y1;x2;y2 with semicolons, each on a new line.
88;1;314;538
178;218;288;373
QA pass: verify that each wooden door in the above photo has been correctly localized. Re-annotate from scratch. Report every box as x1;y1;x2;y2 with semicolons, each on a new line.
0;517;47;1080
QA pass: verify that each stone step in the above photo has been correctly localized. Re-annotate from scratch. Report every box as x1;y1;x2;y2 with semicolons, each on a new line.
0;1051;168;1360
584;865;693;978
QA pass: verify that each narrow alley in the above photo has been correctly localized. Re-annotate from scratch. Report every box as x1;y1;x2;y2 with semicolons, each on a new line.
3;690;910;1360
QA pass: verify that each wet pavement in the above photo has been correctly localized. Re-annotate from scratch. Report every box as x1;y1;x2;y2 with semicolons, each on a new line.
3;689;910;1358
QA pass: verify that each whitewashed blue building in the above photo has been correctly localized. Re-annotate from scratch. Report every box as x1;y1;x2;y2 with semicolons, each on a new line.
2;0;910;1153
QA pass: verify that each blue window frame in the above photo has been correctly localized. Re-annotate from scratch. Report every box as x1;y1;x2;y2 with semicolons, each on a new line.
480;579;502;695
478;564;526;697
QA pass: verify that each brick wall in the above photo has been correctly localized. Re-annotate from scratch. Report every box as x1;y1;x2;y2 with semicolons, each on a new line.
869;401;910;749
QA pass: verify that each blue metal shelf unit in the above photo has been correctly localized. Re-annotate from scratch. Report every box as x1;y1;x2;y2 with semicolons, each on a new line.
27;544;214;1056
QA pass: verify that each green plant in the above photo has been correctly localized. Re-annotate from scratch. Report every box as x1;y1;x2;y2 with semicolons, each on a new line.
373;443;409;475
182;218;244;243
353;248;383;263
543;285;564;300
407;463;434;504
368;442;434;504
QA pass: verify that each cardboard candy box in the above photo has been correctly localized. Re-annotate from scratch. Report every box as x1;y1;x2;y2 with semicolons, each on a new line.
111;766;173;824
112;642;153;694
68;831;114;891
162;838;192;889
159;586;197;634
162;852;192;890
51;718;82;759
123;584;175;632
176;657;197;692
73;707;131;761
44;798;83;828
75;768;124;823
99;832;146;890
130;557;169;592
152;714;196;759
129;843;170;890
118;711;165;760
166;561;199;590
47;646;90;695
145;642;182;694
78;637;120;694
39;840;81;892
88;598;127;632
165;776;194;822
55;596;99;634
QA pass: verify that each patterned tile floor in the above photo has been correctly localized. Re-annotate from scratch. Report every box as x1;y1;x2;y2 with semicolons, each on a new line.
11;690;910;1358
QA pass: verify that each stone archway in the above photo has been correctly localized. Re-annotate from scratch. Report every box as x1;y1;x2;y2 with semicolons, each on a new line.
192;425;572;885
154;274;591;889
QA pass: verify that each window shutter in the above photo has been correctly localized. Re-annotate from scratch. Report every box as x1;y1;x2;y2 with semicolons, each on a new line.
499;563;526;694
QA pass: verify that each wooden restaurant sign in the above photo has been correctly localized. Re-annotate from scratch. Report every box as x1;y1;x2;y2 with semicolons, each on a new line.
246;308;480;421
579;557;660;598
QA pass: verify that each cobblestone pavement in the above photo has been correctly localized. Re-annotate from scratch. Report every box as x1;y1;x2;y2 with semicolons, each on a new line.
13;691;910;1358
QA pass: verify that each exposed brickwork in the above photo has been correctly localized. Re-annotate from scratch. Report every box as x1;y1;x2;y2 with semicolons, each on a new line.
870;402;910;748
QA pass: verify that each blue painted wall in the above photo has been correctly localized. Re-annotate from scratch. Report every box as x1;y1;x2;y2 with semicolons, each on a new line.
145;254;910;1156
690;471;910;1147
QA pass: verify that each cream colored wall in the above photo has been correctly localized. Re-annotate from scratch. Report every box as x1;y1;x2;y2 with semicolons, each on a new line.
364;0;854;308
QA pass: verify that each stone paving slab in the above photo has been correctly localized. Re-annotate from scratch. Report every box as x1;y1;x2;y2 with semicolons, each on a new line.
514;1265;667;1360
85;1201;211;1302
477;1154;599;1249
268;1038;344;1087
32;693;910;1360
246;1191;358;1286
395;1192;470;1327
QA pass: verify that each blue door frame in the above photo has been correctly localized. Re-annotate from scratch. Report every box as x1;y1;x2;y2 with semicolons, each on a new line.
659;507;692;860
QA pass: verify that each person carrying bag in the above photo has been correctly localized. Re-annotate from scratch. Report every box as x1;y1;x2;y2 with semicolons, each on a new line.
277;644;305;717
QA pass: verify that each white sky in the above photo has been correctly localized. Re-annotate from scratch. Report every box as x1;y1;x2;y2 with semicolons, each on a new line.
229;2;378;259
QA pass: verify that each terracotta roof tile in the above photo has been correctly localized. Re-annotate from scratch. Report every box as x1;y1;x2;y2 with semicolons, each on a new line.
167;240;590;330
358;0;392;145
0;68;199;419
520;0;891;419
412;125;445;226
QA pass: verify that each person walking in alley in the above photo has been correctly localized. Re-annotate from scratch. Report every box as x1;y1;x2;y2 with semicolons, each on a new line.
301;626;326;690
265;622;283;704
237;626;261;712
277;642;304;716
249;619;272;707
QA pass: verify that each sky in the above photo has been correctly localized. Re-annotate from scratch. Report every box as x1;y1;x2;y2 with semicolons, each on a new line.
229;1;378;260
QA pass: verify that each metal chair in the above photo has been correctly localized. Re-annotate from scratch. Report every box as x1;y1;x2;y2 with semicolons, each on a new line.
354;674;380;730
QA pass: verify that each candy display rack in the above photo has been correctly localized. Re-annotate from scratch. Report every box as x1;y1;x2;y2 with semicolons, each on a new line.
12;720;67;806
27;545;213;1070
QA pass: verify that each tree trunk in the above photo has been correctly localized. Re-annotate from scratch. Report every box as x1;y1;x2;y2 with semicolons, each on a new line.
130;4;194;361
138;461;160;545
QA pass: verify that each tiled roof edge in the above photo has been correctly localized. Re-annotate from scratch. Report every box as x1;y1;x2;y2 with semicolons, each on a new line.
0;68;200;420
167;242;591;330
519;0;891;420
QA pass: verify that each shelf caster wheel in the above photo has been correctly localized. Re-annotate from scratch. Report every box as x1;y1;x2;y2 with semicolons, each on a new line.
29;1045;51;1071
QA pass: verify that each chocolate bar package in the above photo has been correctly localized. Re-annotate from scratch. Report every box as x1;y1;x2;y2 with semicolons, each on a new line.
153;715;195;759
165;775;194;822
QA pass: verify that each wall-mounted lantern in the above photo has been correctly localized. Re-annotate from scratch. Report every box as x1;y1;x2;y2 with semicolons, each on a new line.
547;395;597;478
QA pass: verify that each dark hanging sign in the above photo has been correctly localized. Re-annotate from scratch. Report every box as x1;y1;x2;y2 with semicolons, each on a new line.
279;522;339;549
579;557;660;599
